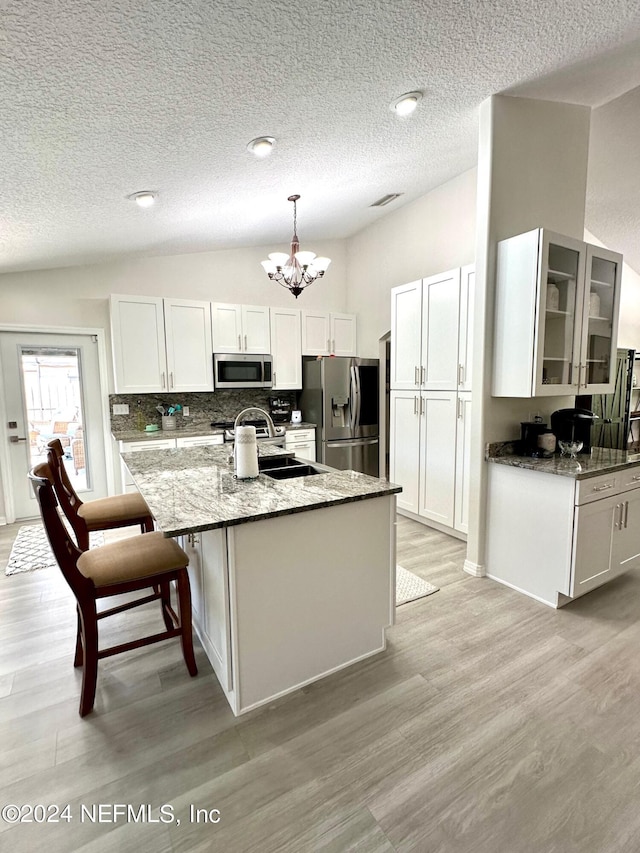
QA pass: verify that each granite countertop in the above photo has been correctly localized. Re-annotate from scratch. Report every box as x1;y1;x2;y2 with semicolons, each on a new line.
112;422;316;443
121;444;401;536
487;442;640;480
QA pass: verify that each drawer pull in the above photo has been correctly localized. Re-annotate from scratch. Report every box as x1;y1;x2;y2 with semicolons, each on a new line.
630;474;640;482
592;483;614;492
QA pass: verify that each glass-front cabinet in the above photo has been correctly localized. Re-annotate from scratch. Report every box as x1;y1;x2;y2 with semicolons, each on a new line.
493;228;622;398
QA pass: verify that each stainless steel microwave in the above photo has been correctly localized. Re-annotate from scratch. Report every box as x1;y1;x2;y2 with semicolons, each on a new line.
213;353;273;389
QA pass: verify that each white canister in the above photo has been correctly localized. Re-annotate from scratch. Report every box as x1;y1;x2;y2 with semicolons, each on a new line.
537;430;557;456
234;426;259;479
291;410;302;424
589;291;601;317
546;283;560;311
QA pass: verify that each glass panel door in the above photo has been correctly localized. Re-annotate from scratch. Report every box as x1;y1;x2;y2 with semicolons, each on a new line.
21;346;88;491
540;240;581;390
583;250;620;389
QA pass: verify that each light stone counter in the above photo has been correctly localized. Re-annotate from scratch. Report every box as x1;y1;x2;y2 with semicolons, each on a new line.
122;444;401;536
487;442;640;480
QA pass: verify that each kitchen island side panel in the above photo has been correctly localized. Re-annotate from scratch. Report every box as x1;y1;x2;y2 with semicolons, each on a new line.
228;495;395;712
486;464;576;606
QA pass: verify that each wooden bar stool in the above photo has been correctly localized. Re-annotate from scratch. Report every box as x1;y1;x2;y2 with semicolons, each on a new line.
47;438;154;550
29;463;197;717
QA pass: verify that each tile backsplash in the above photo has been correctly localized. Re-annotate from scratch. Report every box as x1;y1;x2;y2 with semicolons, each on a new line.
109;391;295;433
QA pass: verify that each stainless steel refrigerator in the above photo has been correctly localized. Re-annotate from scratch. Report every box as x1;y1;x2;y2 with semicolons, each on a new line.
300;356;379;476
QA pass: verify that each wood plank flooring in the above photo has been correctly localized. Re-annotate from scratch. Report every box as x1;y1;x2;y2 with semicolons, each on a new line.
3;514;640;851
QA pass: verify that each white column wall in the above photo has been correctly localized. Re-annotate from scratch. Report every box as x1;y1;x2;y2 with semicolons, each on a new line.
466;94;592;575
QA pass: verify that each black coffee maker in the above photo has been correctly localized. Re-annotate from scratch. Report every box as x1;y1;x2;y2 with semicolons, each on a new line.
550;408;599;454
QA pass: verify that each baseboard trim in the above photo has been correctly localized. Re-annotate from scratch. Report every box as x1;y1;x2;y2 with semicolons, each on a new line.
397;509;467;541
463;559;485;577
0;516;7;526
486;572;559;608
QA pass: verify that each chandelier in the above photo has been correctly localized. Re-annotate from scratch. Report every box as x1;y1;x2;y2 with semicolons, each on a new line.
260;195;331;298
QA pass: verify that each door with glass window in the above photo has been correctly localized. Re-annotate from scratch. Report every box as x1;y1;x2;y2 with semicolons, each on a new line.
0;332;108;520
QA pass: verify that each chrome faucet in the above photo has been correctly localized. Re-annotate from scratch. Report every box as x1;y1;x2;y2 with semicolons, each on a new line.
229;407;277;465
233;407;277;436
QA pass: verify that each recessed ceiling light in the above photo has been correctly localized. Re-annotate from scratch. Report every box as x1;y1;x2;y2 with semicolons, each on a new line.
390;91;422;117
247;136;276;158
127;190;158;208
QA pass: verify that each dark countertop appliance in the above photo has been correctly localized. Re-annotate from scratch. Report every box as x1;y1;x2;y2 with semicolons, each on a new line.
519;420;549;457
550;408;599;454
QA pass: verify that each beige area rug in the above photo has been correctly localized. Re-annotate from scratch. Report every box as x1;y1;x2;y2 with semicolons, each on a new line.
396;565;439;605
5;523;104;575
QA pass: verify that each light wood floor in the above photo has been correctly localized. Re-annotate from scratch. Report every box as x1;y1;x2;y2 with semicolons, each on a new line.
3;514;640;851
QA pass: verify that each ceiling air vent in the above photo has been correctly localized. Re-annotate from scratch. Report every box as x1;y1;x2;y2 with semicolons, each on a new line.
370;193;404;208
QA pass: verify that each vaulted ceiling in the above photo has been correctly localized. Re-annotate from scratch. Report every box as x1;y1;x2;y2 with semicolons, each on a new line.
2;0;640;274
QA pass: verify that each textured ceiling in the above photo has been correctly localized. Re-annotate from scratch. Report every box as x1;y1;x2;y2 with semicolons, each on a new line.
2;0;640;273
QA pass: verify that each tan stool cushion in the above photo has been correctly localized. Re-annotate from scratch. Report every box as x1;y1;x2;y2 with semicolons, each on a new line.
78;492;151;527
77;532;188;586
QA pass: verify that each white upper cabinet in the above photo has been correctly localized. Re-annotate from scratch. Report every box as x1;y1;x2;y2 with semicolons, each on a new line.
421;269;461;390
391;269;471;392
492;228;622;397
301;310;357;356
457;265;475;392
270;307;302;390
390;281;423;390
330;313;357;356
110;295;213;394
211;303;270;354
164;298;214;392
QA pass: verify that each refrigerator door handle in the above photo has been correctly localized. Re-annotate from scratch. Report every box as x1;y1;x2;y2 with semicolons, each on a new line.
349;365;357;432
352;364;362;428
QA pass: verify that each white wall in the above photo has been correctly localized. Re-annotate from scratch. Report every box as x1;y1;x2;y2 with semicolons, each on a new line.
346;169;477;357
585;229;640;349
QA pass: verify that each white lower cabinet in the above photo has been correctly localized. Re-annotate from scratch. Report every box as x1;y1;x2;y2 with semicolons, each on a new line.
389;392;421;514
389;389;470;533
418;391;457;527
284;428;316;461
487;462;640;607
175;435;224;448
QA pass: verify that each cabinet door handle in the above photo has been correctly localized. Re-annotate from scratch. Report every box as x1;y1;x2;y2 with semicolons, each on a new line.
592;483;614;492
332;339;336;353
169;372;174;389
624;500;630;529
244;335;248;350
414;396;418;415
420;396;424;415
414;366;419;386
273;371;277;386
161;371;166;389
582;363;588;389
458;363;464;386
420;366;425;385
327;339;331;353
615;503;622;530
238;334;242;350
457;397;463;419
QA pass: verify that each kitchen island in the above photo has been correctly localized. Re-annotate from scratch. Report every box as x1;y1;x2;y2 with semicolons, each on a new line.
122;444;401;715
486;443;640;607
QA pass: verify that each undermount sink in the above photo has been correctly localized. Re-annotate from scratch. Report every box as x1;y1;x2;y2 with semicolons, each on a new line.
257;455;303;470
261;464;322;480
